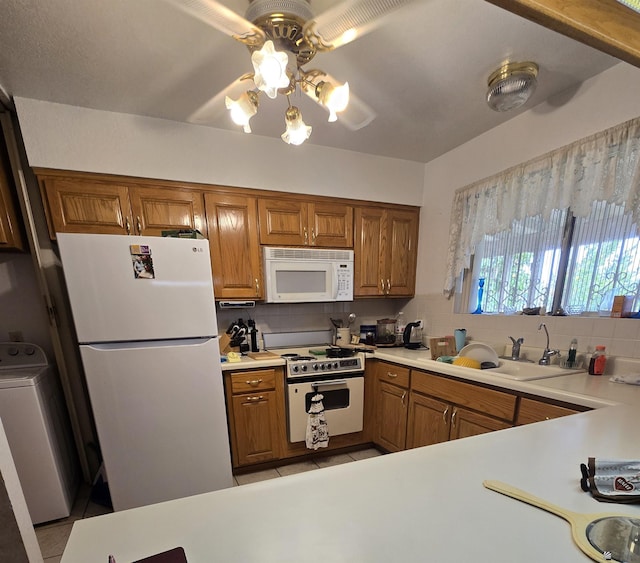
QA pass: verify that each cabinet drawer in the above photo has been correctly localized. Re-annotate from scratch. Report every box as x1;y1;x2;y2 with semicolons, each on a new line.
411;370;516;422
230;369;277;394
376;362;410;388
516;397;581;425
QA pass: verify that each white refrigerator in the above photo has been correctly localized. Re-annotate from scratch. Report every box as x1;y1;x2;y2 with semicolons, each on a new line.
57;233;233;511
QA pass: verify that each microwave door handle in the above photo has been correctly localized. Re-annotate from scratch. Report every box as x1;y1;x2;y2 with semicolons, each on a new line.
333;267;339;300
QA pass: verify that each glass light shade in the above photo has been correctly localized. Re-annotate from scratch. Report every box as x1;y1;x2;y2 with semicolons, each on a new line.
251;40;290;99
281;106;312;146
486;62;538;112
317;81;350;122
225;91;259;133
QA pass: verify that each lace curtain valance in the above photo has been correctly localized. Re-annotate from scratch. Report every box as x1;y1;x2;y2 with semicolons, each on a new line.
444;115;640;293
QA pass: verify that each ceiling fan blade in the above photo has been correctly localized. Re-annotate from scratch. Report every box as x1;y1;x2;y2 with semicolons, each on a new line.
188;74;254;124
336;91;376;131
165;0;265;47
304;0;416;50
301;70;376;130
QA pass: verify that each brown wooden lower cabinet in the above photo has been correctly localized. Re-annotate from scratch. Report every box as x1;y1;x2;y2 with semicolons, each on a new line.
516;397;582;425
373;362;410;452
450;407;512;439
225;368;281;468
375;381;409;452
406;393;449;449
376;364;517;452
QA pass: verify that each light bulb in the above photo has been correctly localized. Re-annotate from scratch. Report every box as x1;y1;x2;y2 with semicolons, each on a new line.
317;81;349;122
225;91;258;133
251;40;290;99
281;107;312;146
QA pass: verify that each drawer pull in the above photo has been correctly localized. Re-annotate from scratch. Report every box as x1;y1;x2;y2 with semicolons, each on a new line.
246;379;263;386
246;395;264;402
387;372;398;378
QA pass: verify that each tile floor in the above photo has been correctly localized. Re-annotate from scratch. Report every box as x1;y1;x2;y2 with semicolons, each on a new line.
34;448;383;561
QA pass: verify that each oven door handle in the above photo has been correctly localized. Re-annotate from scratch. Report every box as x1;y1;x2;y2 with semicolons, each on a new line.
311;379;347;388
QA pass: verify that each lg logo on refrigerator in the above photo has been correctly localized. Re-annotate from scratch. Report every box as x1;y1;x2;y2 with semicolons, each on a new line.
192;247;204;253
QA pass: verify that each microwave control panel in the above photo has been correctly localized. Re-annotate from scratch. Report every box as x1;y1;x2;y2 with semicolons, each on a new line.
336;264;353;300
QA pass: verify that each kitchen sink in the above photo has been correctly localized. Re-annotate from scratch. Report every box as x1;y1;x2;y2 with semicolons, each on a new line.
485;359;584;381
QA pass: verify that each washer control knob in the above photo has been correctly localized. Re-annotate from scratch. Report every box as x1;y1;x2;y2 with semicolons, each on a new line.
7;347;19;356
24;346;35;356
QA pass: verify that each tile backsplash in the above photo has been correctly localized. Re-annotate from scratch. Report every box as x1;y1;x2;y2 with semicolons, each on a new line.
216;293;640;362
216;298;403;347
403;293;640;360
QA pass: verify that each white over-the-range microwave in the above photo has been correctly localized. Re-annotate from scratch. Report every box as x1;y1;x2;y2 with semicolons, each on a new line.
263;246;354;303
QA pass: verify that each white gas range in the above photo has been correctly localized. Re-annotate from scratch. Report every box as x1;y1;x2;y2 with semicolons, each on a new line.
264;331;365;444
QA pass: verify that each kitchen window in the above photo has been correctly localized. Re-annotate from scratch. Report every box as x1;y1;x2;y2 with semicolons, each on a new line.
468;201;640;314
445;115;640;315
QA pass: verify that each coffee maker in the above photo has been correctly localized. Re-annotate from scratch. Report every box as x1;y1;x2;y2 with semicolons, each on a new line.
403;321;423;349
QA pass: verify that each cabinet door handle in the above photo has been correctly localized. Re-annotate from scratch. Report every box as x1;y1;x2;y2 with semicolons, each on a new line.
380;279;385;294
401;390;407;407
136;216;142;234
125;218;131;235
304;228;308;245
311;228;316;245
386;279;391;294
246;395;264;402
386;372;397;378
246;379;263;387
442;406;449;424
255;278;260;295
451;408;458;427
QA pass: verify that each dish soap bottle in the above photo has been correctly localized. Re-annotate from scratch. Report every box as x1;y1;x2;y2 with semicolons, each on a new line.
395;312;406;347
588;345;606;375
567;338;578;367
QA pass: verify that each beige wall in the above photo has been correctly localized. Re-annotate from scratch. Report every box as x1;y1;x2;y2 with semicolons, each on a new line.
13;98;425;207
406;62;640;360
9;62;640;359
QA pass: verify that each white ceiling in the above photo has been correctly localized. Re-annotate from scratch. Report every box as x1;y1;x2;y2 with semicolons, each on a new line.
0;0;622;163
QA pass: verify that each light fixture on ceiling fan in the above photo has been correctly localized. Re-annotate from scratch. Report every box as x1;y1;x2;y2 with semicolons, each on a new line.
168;0;416;145
486;61;539;112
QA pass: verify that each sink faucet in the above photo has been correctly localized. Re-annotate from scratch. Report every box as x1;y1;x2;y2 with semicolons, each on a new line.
538;323;560;365
508;336;524;360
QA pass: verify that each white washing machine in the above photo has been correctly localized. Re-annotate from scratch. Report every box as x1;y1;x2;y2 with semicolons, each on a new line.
0;342;79;524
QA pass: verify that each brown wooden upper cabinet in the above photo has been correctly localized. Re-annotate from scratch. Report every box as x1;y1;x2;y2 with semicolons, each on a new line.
39;174;206;238
0;133;24;251
258;198;353;248
205;192;262;299
354;206;419;297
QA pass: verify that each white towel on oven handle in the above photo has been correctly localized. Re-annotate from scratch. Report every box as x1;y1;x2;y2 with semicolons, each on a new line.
306;393;329;450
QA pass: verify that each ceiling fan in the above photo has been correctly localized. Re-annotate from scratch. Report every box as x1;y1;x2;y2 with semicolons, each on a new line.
165;0;416;144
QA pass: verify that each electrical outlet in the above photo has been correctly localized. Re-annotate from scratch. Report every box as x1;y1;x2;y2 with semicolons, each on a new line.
9;331;23;342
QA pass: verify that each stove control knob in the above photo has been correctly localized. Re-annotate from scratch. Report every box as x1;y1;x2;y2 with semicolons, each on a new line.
312;363;319;371
322;363;328;371
292;365;299;373
333;362;339;369
301;365;307;372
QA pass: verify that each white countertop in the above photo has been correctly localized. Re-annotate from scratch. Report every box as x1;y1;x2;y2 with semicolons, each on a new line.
62;404;640;562
221;346;640;409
